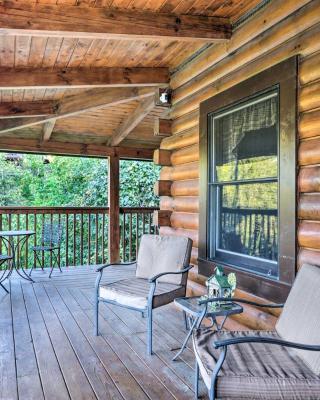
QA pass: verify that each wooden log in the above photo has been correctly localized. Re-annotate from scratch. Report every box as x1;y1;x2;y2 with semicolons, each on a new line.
171;144;199;165
0;100;57;118
171;22;320;119
170;212;199;230
41;119;56;143
160;126;198;151
298;166;320;192
171;179;199;196
153;210;172;227
299;81;320;112
170;0;311;89
160;196;199;213
300;51;320;85
154;119;172;138
0;3;232;42
0;67;169;89
299;109;320;139
172;111;199;135
172;1;320;104
298;248;320;268
160;161;199;181
298;194;320;220
298;221;320;249
299;137;320;166
154;180;172;196
153;149;171;166
190;248;199;269
160;226;198;247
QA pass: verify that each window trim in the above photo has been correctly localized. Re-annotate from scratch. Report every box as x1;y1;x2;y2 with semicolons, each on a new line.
198;57;298;302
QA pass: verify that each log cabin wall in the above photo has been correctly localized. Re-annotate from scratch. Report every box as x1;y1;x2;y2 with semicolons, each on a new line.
155;0;320;331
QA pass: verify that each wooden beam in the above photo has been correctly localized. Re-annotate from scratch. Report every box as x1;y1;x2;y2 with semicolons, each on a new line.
154;119;172;137
153;210;172;227
153;149;171;166
108;155;120;263
0;137;154;160
0;67;169;89
0;101;57;118
0;87;156;135
41;119;56;143
0;3;231;42
109;96;156;146
154;180;172;196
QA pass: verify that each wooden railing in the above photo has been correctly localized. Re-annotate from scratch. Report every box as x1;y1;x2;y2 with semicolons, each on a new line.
0;206;158;269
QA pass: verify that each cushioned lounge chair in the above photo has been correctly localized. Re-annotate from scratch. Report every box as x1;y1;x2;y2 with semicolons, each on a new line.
95;234;193;355
193;263;320;400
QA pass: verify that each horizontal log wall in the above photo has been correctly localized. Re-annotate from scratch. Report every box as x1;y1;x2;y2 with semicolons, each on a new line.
158;0;320;331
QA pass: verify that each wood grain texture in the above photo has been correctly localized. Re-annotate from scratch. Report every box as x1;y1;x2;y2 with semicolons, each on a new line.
298;221;320;249
0;67;169;88
298;166;320;193
299;137;320;166
299;109;320;139
0;3;232;41
108;155;120;263
0;100;57;117
299;194;320;220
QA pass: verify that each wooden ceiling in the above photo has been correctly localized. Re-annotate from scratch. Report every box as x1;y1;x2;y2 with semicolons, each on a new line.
0;0;262;158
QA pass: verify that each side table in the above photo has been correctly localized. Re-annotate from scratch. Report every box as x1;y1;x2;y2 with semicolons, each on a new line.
173;296;243;361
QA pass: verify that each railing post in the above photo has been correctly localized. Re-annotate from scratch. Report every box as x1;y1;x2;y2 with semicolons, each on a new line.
108;155;120;263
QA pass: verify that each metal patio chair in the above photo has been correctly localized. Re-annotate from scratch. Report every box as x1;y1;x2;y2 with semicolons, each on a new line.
0;254;12;293
95;234;193;355
29;223;62;278
193;263;320;400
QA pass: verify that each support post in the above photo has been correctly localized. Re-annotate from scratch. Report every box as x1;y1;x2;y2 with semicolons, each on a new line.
108;155;120;263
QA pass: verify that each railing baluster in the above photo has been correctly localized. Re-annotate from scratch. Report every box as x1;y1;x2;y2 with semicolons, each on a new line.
122;212;126;261
102;212;105;264
80;212;84;266
66;214;69;267
88;213;91;265
73;213;76;266
25;214;29;269
129;213;132;261
33;214;37;268
95;213;99;265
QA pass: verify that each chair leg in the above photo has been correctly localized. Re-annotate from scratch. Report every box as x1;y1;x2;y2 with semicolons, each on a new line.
183;310;188;330
0;282;9;294
195;359;199;399
94;298;99;336
147;307;153;355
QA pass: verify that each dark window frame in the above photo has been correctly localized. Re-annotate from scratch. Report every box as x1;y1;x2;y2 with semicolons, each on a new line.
198;57;298;302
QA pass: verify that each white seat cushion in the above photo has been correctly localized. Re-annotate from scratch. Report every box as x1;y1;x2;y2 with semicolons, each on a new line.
135;234;192;284
99;277;184;310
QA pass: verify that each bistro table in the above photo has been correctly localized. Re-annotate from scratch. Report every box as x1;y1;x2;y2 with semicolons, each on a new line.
0;230;35;283
172;296;243;361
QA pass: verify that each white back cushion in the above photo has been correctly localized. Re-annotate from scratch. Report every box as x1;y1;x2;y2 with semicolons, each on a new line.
136;234;191;284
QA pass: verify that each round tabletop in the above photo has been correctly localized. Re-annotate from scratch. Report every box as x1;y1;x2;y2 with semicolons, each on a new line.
0;230;35;237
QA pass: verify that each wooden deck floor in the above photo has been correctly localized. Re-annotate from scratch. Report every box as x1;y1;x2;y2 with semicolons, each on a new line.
0;266;207;400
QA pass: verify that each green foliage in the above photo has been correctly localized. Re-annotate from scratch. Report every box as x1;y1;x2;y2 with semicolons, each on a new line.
0;153;160;207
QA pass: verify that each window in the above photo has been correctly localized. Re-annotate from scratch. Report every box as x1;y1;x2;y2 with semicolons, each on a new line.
209;89;279;278
199;57;297;302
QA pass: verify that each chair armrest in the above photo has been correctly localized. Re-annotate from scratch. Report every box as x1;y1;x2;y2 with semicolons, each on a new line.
148;265;193;283
96;261;136;272
214;336;320;351
198;297;284;309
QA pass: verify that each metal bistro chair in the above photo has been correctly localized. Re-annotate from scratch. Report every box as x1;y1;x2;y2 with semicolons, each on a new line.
0;254;12;293
95;234;193;355
29;223;62;278
193;263;320;400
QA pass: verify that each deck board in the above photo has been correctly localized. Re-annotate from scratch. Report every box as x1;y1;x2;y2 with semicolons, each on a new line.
0;266;207;400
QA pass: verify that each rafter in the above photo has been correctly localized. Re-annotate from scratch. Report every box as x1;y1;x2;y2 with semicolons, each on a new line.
0;67;169;89
109;96;156;146
0;3;232;42
0;87;156;135
0;101;57;118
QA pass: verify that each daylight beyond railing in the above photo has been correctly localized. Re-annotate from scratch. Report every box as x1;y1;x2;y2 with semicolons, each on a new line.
0;206;158;269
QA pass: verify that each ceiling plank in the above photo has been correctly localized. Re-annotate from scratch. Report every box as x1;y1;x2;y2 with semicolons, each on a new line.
0;67;169;89
0;100;57;118
41;119;56;142
109;96;156;146
0;87;156;135
0;3;232;42
0;137;153;160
